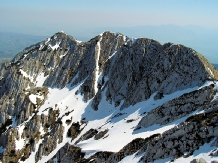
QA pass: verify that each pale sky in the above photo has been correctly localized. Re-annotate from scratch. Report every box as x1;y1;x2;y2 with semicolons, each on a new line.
1;0;218;63
1;0;218;35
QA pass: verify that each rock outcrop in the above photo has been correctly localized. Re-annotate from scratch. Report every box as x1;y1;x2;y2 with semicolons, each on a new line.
140;107;218;162
137;84;216;129
47;143;85;163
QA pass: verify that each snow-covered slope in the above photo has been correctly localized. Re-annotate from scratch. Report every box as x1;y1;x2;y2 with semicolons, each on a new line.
0;31;218;163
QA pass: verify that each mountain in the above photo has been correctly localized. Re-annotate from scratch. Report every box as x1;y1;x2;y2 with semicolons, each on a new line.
0;31;218;163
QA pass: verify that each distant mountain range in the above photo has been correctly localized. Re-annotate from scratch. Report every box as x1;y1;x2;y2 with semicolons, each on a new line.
0;32;47;63
213;64;218;70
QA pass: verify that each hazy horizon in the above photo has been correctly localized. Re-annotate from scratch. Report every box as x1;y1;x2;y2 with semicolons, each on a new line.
1;0;218;63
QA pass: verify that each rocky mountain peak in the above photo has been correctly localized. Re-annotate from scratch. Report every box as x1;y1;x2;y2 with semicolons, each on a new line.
0;31;218;163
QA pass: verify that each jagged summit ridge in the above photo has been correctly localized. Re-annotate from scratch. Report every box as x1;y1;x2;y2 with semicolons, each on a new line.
0;31;218;163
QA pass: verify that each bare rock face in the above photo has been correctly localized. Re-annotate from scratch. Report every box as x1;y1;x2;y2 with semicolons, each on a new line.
94;129;108;140
46;143;85;163
0;31;218;163
137;84;216;129
67;122;83;141
105;138;147;163
93;39;218;110
75;128;98;144
140;107;218;162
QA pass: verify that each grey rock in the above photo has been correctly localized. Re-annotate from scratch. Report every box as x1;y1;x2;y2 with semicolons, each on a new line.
211;137;218;147
137;84;216;128
105;138;147;163
211;161;218;163
209;148;218;157
190;158;207;163
47;143;85;163
75;128;98;144
140;107;218;162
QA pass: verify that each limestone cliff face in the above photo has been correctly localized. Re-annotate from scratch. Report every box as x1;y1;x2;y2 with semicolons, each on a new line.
137;84;216;129
102;40;218;110
0;31;218;163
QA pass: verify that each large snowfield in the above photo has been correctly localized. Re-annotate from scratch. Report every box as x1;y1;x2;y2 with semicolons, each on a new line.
9;67;218;163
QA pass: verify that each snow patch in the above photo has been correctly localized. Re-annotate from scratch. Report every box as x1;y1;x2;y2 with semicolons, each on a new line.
59;31;67;35
23;54;28;59
45;38;51;45
39;44;45;50
39;38;51;50
59;46;70;59
15;125;25;150
20;69;34;82
49;41;61;51
35;72;48;87
94;36;103;94
107;51;117;61
207;67;214;77
76;40;82;43
123;35;127;42
99;32;104;36
29;93;44;105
